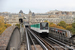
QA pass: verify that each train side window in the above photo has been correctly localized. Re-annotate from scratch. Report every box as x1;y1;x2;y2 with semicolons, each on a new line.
56;31;57;33
64;32;66;37
59;32;60;35
54;30;55;32
61;33;63;36
60;33;62;36
58;32;59;34
63;33;65;37
57;32;59;35
59;32;61;34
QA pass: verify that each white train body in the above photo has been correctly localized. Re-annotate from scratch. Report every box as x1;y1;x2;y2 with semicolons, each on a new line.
31;27;49;33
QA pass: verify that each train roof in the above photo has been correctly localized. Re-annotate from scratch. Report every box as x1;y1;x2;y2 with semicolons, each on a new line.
49;27;70;32
30;22;48;25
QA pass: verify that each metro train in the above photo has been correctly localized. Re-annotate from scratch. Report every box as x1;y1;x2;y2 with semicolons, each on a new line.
30;22;49;37
49;27;75;45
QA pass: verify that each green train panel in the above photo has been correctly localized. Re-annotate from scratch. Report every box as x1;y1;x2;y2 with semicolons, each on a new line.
30;23;40;28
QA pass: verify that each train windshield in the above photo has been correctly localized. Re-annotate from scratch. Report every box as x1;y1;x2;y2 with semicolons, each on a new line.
40;22;48;29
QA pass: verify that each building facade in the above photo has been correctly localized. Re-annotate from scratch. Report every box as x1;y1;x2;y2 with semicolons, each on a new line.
0;10;75;25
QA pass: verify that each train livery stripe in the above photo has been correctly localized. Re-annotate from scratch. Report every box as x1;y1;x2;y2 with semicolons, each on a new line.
31;23;40;28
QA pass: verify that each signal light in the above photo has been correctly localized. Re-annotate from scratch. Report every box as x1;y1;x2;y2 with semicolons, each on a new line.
19;18;23;23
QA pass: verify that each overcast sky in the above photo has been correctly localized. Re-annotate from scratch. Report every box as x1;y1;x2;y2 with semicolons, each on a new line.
0;0;75;14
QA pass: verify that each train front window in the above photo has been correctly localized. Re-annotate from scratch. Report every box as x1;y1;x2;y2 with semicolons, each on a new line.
40;23;48;29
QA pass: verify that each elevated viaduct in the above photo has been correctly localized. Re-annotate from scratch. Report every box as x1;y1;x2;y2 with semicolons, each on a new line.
0;26;24;50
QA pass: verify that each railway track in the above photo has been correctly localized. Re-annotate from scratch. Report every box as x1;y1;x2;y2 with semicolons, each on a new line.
27;28;48;50
50;36;72;46
40;38;55;50
48;37;75;50
27;28;56;50
26;28;75;50
45;37;66;50
25;28;31;50
28;30;37;50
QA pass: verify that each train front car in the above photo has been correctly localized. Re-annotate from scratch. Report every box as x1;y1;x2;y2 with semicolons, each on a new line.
39;22;49;37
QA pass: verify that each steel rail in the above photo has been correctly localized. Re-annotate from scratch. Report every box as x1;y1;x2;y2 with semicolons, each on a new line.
49;37;75;50
41;38;55;50
25;28;31;50
27;28;48;50
45;37;66;49
28;31;37;50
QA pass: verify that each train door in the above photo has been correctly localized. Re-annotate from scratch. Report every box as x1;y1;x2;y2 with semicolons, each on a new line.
62;32;65;42
55;30;58;38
